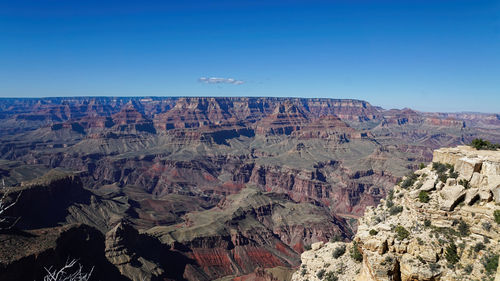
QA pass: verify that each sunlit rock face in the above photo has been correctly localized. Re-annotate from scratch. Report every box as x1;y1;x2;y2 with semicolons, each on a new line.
293;145;500;281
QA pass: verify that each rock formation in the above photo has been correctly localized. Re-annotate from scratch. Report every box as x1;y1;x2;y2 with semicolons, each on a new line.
292;145;500;281
1;97;500;280
147;187;351;280
0;224;127;281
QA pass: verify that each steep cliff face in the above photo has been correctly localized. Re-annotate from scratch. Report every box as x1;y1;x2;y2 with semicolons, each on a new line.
0;224;127;281
147;188;351;280
293;145;500;281
0;169;130;232
0;170;91;229
105;221;194;281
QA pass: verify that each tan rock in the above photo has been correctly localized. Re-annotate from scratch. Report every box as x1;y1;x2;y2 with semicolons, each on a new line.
470;172;486;188
456;157;483;179
492;186;500;203
479;188;493;201
439;185;465;211
482;160;500;177
311;241;324;250
407;240;440;263
445;178;456;186
420;176;437;192
363;238;388;255
294;146;500;281
436;182;445;190
400;254;441;281
464;188;480;205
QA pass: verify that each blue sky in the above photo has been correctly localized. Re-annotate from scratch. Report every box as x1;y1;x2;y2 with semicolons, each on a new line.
1;0;499;112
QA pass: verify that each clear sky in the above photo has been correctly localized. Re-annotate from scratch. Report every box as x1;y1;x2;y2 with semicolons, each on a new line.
1;0;499;112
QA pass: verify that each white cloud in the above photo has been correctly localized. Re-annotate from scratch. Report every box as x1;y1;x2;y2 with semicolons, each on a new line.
199;77;245;85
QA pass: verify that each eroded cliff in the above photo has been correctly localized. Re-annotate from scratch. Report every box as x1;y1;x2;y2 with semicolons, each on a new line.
293;145;500;281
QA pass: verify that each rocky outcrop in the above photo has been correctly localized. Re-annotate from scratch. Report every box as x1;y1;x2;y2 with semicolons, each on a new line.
105;221;195;281
0;170;92;229
0;169;128;232
0;224;126;281
293;145;500;281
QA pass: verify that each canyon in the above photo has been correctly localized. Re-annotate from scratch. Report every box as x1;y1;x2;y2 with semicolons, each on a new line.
0;97;499;280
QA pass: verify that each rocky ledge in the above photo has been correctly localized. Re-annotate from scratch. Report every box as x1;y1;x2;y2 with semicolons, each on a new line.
292;145;500;281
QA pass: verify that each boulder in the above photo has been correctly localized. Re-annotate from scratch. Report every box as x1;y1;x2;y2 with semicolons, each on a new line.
470;172;486;188
482;160;500;177
420;176;437;192
407;239;440;263
479;189;493;202
455;157;483;179
436;182;445;190
363;238;388;255
492;186;500;203
464;188;480;205
400;254;441;281
446;178;456;186
440;185;465;211
311;241;324;251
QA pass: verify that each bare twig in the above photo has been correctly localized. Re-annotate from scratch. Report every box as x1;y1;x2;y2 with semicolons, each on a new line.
43;259;94;281
0;190;22;229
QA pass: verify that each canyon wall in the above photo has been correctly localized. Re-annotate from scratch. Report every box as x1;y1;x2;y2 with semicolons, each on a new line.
293;145;500;281
1;97;500;280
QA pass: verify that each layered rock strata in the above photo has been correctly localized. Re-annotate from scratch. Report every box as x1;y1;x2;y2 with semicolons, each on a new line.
293;145;500;281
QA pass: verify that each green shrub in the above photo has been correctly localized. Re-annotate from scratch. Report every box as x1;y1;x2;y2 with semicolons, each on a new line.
304;244;312;250
458;179;470;189
316;269;326;279
470;138;500;150
395;225;410;241
350;241;363;262
473;242;485;253
432;162;455;183
415;237;423;245
445;242;459;265
401;172;418;188
449;171;459;179
424;219;431;227
419;163;425;169
369;229;378;236
481;253;499;276
494;210;500;224
457;220;469;236
388;190;394;201
429;263;441;273
389;205;403;215
301;268;307;276
324;271;338;281
329;234;343;243
432;162;448;174
332;244;346;259
464;264;473;274
386;199;394;208
418;191;430;203
447;166;458;179
384;256;393;264
438;173;448;183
